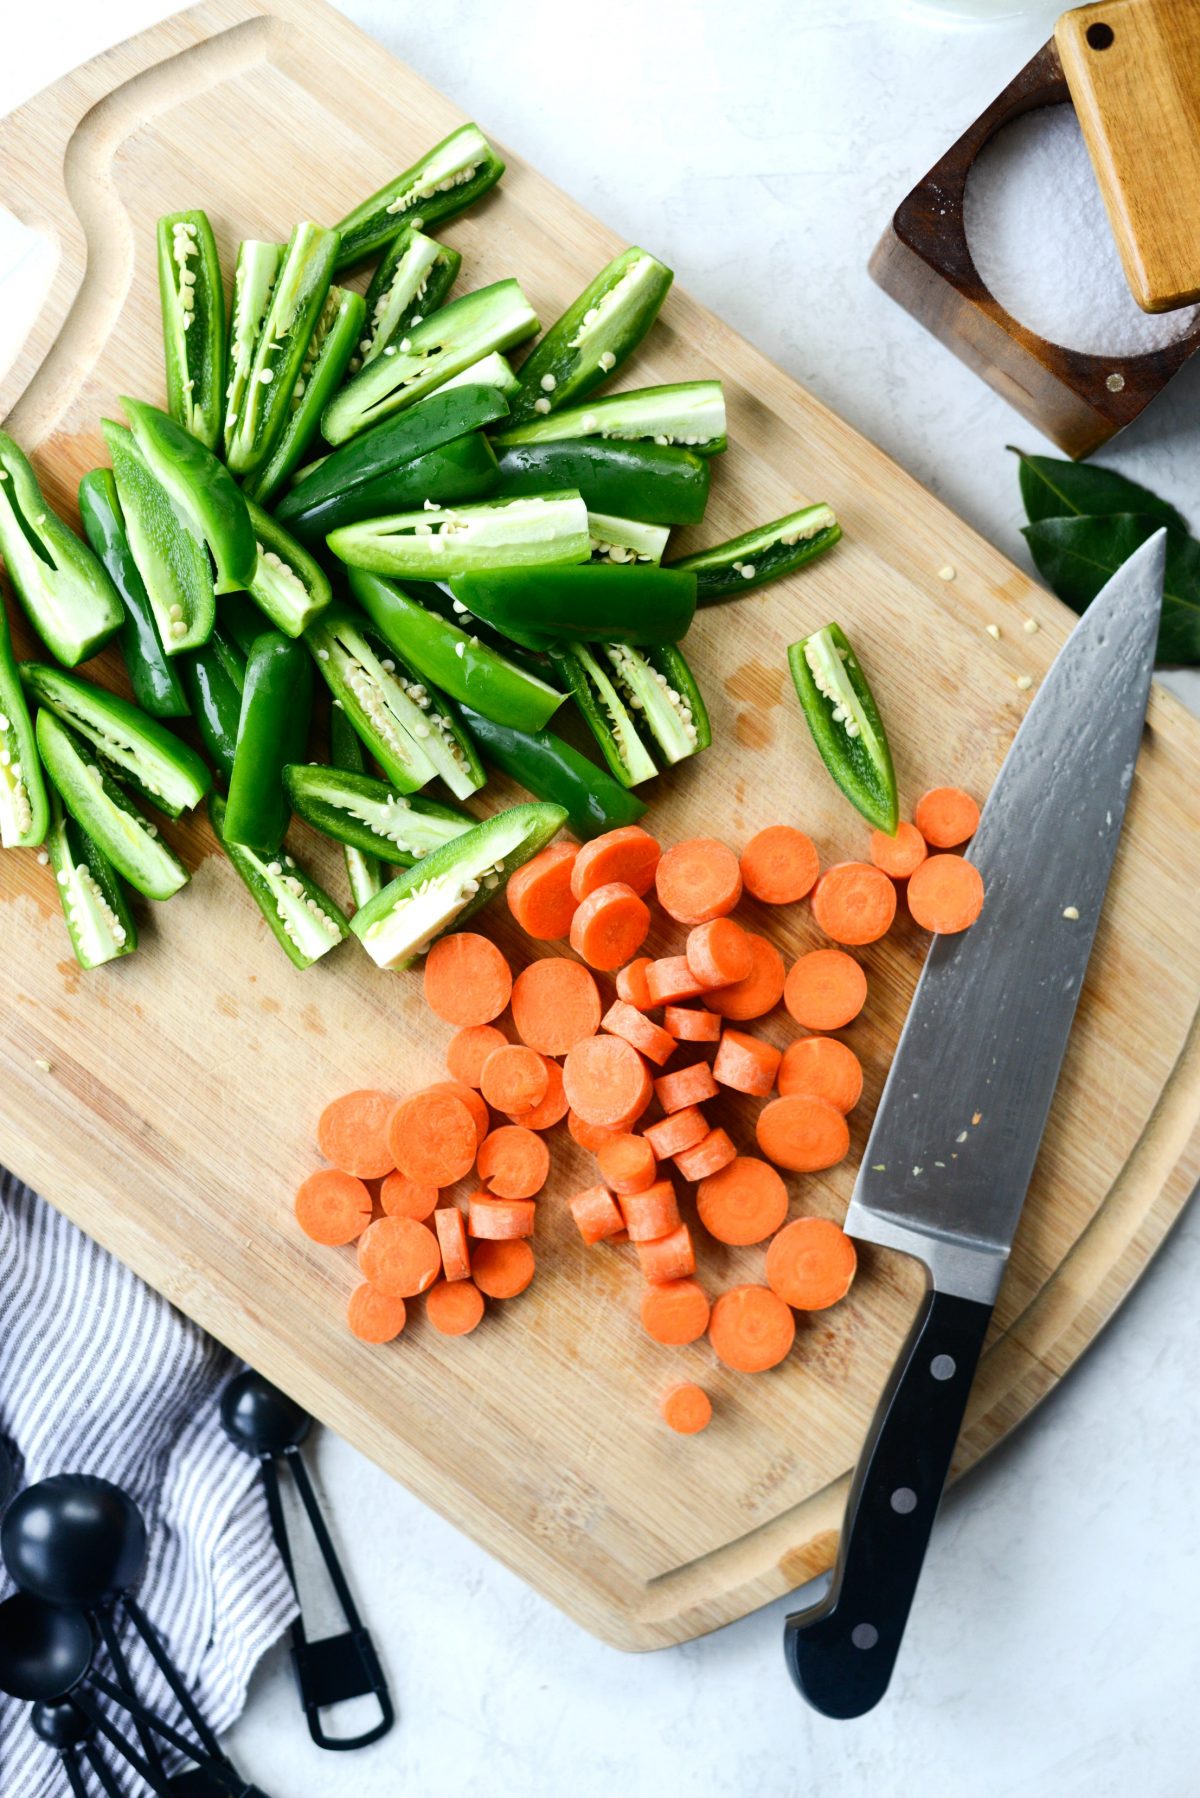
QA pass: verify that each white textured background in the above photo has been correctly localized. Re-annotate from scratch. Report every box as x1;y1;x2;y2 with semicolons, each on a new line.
4;4;1199;1795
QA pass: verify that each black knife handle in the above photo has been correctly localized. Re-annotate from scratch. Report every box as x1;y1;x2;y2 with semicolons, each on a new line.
785;1286;993;1719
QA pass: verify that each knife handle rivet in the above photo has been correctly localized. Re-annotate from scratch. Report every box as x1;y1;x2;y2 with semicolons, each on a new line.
890;1487;918;1514
850;1623;879;1651
930;1354;957;1381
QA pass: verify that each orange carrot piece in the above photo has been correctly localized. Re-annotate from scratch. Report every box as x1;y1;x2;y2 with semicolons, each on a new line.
914;786;980;849
568;1108;622;1154
685;917;753;990
869;820;927;879
317;1089;396;1179
506;842;579;941
778;1037;863;1113
811;861;897;946
476;1125;550;1199
696;1156;788;1246
664;1004;722;1042
642;1106;709;1158
654;1060;719;1114
619;1177;681;1240
708;1284;795;1371
639;1278;711;1345
446;1023;508;1089
569;880;651;971
645;956;705;1006
766;1217;858;1310
479;1044;549;1115
434;1205;472;1280
507;1056;568;1131
703;933;786;1021
636;1221;696;1284
673;1127;736;1183
712;1028;781;1097
380;1171;439;1222
425;1277;486;1336
388;1089;478;1185
467;1192;537;1240
783;948;867;1031
422;931;512;1025
294;1169;373;1246
596;1132;657;1195
569;1183;627;1244
655;837;742;924
425;1079;490;1149
563;1034;653;1127
660;1382;712;1434
347;1283;407;1343
601;999;676;1068
616;956;655;1010
739;825;819;904
471;1237;535;1298
511;957;601;1055
357;1216;441;1298
756;1095;849;1173
570;824;661;900
906;854;985;934
608;1229;630;1244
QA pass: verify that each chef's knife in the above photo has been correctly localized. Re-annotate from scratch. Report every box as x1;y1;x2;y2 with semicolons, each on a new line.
785;530;1166;1720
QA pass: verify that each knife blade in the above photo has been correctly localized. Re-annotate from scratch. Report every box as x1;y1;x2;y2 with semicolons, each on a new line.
785;529;1165;1720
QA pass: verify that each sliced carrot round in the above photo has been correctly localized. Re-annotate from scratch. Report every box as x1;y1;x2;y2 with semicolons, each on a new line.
616;956;654;1010
425;1277;485;1336
357;1216;441;1298
653;1060;719;1114
479;1044;549;1115
703;933;786;1022
783;949;867;1031
434;1205;471;1280
619;1177;680;1241
597;1132;657;1195
379;1171;438;1221
673;1127;736;1182
635;1221;696;1284
655;837;742;924
685;917;752;990
476;1124;550;1199
766;1217;857;1310
640;1278;711;1345
697;1156;789;1246
507;1056;568;1131
511;957;601;1055
347;1283;407;1343
660;1382;712;1434
645;955;705;1006
642;1106;709;1159
778;1037;863;1113
294;1169;373;1246
316;1089;395;1179
568;1109;622;1154
563;1034;652;1128
914;786;980;849
467;1192;537;1239
425;1079;489;1149
756;1095;849;1173
569;880;651;971
446;1023;508;1089
569;1184;626;1244
570;825;661;900
907;854;985;934
811;861;897;946
388;1089;478;1185
506;842;579;940
712;1028;781;1097
422;931;512;1025
708;1284;795;1372
869;820;927;879
664;1004;722;1043
470;1237;535;1298
739;825;819;904
601;999;676;1067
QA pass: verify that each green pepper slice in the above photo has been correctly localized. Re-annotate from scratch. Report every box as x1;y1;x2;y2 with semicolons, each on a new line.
435;352;520;400
456;704;647;841
156;210;226;450
669;504;841;605
788;622;897;834
224;630;313;855
495;381;726;454
20;662;210;820
45;787;137;969
508;248;672;427
328;701;386;908
355;228;460;371
352;800;566;970
224;241;284;458
78;469;189;720
0;592;48;847
103;422;214;656
449;565;696;651
210;793;348;969
36;711;188;900
284;762;472;864
224;222;340;477
179;621;245;788
240;286;366;507
548;645;656;788
602;641;711;765
493;438;709;527
281;434;498;547
334;123;505;272
328;491;589;580
122;398;256;596
0;434;123;668
347;565;563;731
588;514;669;566
244;501;331;637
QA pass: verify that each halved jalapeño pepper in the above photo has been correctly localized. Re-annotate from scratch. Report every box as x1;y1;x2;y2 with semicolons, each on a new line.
328;491;589;580
122;398;255;596
0;593;48;848
20;663;210;820
788;622;897;834
496;381;726;455
284;763;473;865
224;241;284;460
307;607;484;802
224;630;313;856
240;286;366;507
328;701;385;908
284;435;498;547
494;438;709;527
669;503;841;605
322;280;538;445
355;228;460;371
36;711;188;900
45;789;137;969
0;434;123;668
588;514;669;565
435;352;520;400
549;645;655;788
334;123;505;272
224;222;340;477
210;793;348;970
352;800;566;970
551;641;709;786
156;210;226;450
180;619;245;787
347;565;563;731
244;501;331;637
508;248;672;426
457;704;648;842
449;565;696;651
78;469;189;720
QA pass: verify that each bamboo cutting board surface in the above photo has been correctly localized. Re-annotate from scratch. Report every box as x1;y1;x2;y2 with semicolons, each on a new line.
1;0;1198;1652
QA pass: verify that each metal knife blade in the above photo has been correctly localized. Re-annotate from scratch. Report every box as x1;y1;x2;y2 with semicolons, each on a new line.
844;530;1166;1306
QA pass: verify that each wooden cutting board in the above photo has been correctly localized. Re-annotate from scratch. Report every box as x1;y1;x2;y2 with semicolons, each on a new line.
2;0;1198;1652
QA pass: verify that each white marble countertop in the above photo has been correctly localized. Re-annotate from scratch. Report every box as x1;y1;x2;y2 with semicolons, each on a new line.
4;3;1199;1793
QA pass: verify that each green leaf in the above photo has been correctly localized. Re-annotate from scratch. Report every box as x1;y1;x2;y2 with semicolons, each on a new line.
1023;513;1200;664
1011;448;1189;533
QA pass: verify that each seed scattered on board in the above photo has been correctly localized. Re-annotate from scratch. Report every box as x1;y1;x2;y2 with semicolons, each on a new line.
937;564;955;582
1015;674;1033;691
986;623;1001;640
1062;905;1080;920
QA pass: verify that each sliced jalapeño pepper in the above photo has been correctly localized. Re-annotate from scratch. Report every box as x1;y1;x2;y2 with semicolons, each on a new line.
493;437;709;526
549;644;656;788
668;503;841;605
588;514;669;566
283;434;498;547
601;641;711;766
495;381;726;454
328;700;385;908
283;762;473;865
334;123;505;271
224;222;340;478
354;228;461;371
508;247;672;426
123;398;255;595
240;285;366;507
456;704;648;842
0;589;48;847
224;630;313;856
788;622;898;834
210;793;348;970
45;787;137;969
435;351;520;400
156;210;226;450
78;469;189;720
244;500;331;637
0;433;124;668
179;620;245;788
327;491;589;580
224;241;284;460
36;711;188;900
448;565;696;651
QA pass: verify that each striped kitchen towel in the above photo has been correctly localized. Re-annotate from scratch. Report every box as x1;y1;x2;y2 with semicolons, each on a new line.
0;1170;298;1796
